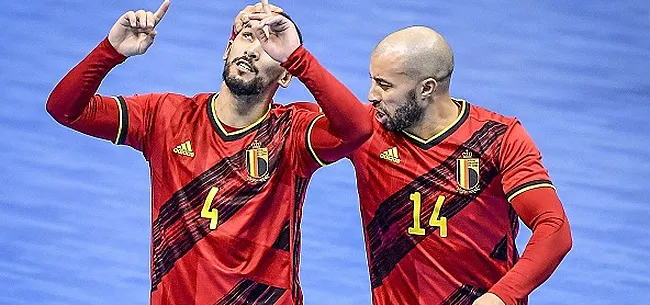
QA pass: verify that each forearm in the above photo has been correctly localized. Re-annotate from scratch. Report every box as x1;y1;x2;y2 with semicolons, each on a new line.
489;188;573;305
282;46;372;145
46;38;126;125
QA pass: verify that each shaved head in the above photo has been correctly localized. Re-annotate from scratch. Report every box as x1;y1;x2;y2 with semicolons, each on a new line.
372;26;454;92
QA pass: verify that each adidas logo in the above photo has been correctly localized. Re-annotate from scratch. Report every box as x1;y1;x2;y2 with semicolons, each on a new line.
379;147;401;164
173;140;195;158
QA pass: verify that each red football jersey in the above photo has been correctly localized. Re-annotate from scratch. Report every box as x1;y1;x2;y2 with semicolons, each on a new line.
47;37;374;305
109;92;323;304
349;99;554;305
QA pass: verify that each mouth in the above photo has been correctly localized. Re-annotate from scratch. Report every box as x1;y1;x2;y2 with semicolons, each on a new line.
374;107;387;123
234;59;255;73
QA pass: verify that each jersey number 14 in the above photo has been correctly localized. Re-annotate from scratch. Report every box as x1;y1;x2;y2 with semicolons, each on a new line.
408;192;448;237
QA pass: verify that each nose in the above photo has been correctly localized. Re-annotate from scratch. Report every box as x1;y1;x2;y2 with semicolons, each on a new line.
244;41;261;60
368;86;381;106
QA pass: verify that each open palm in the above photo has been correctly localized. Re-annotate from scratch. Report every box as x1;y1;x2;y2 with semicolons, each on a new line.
247;0;300;63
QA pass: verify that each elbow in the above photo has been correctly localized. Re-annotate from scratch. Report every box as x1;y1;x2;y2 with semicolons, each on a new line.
561;220;573;255
555;216;573;259
356;120;373;144
45;92;74;126
45;95;62;122
348;117;373;146
333;116;373;147
45;96;59;120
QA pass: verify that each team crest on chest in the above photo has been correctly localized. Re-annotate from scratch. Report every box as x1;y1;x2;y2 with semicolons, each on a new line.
456;150;480;194
246;140;270;182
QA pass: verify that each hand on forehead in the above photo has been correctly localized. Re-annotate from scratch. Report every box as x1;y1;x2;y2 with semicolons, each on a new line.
233;1;283;35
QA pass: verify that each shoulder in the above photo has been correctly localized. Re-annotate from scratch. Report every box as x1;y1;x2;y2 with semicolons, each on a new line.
270;101;322;120
460;98;525;144
161;92;214;113
139;92;214;122
283;101;321;113
462;98;517;127
134;92;211;108
187;92;215;107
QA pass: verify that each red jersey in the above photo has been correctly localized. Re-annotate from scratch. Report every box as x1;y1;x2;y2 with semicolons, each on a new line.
349;99;555;305
47;38;372;305
112;92;322;304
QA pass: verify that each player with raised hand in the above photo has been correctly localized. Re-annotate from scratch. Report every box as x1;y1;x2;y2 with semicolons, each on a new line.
46;1;372;304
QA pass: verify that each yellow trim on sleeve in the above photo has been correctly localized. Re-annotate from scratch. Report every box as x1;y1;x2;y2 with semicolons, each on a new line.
507;183;556;202
112;96;124;145
307;114;327;167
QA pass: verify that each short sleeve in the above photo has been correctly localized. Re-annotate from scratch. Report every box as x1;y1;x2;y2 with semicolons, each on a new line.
289;107;327;177
113;93;168;158
499;120;555;202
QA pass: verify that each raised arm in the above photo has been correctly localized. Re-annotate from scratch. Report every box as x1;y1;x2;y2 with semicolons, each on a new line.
46;1;170;143
249;3;372;163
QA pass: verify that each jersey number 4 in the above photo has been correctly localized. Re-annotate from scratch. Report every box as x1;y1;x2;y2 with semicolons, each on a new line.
408;192;448;237
201;187;219;230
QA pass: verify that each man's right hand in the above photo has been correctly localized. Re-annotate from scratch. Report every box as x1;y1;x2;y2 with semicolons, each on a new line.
232;2;283;37
108;0;171;57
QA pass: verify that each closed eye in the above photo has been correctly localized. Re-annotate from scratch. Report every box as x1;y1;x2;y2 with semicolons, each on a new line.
370;75;392;88
378;81;392;89
373;78;392;90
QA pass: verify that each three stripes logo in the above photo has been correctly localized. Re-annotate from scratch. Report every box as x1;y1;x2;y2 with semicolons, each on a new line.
379;147;401;164
173;140;195;158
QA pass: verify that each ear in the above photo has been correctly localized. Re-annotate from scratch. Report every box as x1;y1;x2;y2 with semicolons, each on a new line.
222;40;233;61
420;77;437;99
278;70;293;88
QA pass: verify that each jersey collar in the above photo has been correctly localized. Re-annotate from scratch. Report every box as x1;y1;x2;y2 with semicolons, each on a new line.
207;93;272;141
401;98;470;150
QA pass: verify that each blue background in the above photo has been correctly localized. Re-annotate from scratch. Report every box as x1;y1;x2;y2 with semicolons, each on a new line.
1;0;649;304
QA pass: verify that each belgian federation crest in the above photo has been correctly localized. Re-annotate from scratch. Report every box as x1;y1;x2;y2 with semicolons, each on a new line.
456;150;480;194
246;141;270;182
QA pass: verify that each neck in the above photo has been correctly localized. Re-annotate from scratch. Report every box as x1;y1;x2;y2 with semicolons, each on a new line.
214;82;275;128
404;92;460;140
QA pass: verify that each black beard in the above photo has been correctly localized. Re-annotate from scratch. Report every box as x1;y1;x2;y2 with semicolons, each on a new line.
222;58;264;96
382;89;424;132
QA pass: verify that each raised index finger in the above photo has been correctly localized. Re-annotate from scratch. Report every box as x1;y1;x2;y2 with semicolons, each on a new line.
154;0;171;24
261;0;272;15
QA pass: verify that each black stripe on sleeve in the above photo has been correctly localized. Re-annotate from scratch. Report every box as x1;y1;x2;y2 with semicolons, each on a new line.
115;95;129;145
505;179;554;201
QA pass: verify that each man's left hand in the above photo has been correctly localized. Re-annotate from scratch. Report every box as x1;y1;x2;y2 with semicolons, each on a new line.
247;0;300;63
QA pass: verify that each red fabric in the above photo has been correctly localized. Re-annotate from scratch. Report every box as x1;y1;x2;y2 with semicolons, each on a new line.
46;38;126;141
45;39;372;164
349;101;571;304
489;187;572;305
499;120;552;197
45;37;371;305
283;46;372;163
